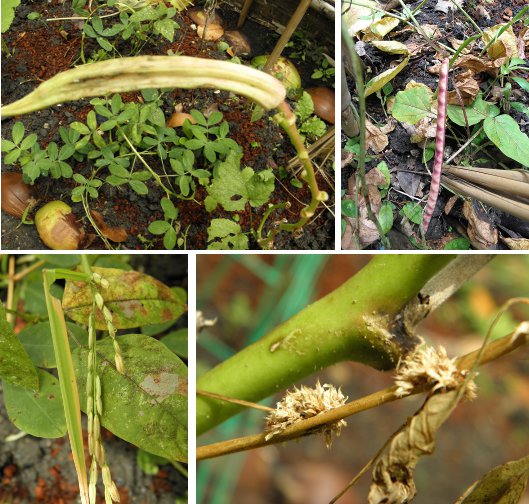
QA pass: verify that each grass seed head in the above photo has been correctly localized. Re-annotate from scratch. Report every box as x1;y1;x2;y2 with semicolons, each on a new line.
265;380;348;448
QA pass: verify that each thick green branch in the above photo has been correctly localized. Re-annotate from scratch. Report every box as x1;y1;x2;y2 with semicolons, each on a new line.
197;255;456;435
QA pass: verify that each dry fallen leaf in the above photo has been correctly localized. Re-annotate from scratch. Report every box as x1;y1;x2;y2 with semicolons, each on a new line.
502;237;529;250
370;40;409;55
448;37;473;54
463;201;498;249
447;70;480;105
365;57;410;97
402;117;437;145
343;0;378;36
366;119;389;153
342;170;385;248
482;24;520;60
453;55;499;77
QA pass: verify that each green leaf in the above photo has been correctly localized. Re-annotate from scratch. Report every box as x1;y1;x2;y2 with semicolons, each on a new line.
296;92;314;122
190;109;207;126
366;57;409;97
444;237;471;250
400;202;423;225
0;304;39;390
1;139;16;152
97;36;113;52
70;122;91;135
4;149;21;164
391;87;433;124
148;220;171;235
129;179;149;195
342;199;358;218
456;454;529;504
72;333;188;461
163;227;177;250
1;0;21;33
12;121;25;144
447;95;500;127
18;322;88;368
511;77;529;93
154;18;175;42
207;152;275;211
207;111;223;126
204;195;217;212
161;197;177;220
3;369;66;438
207;218;241;239
20;133;38;151
483;114;529;167
161;328;188;358
378;201;394;234
62;267;186;330
137;449;169;475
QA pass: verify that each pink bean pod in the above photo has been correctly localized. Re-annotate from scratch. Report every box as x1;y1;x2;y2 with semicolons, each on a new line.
422;58;449;234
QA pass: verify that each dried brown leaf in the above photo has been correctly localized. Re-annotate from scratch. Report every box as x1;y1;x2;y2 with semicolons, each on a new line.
502;237;529;250
454;55;499;77
463;201;498;249
366;120;389;153
369;390;461;504
447;70;480;105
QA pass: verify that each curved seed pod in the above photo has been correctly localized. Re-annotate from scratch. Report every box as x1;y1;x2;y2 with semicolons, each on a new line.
1;55;287;117
423;58;449;234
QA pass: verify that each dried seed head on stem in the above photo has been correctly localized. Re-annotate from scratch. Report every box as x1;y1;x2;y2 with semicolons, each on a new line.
395;345;477;400
265;380;348;448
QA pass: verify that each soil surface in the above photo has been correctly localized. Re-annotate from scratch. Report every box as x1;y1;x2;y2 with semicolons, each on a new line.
2;1;335;250
342;0;529;250
0;255;188;503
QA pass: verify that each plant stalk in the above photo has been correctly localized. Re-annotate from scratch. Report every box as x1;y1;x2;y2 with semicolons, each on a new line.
197;254;456;435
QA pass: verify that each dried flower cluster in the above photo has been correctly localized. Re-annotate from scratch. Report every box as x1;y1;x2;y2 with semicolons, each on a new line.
93;273;124;374
394;346;476;400
265;381;348;448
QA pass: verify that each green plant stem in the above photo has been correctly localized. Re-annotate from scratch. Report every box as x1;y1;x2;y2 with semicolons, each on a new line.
120;131;175;199
43;269;89;504
256;201;290;249
342;21;390;249
275;101;328;232
196;254;456;435
449;33;481;68
197;321;528;459
81;191;114;250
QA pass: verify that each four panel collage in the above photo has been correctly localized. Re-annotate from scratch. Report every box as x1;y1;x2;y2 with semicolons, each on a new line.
0;1;528;503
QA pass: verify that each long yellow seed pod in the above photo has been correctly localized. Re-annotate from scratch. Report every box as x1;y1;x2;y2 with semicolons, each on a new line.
1;55;286;117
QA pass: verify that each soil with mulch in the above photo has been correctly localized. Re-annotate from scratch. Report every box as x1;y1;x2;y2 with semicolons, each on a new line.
0;255;188;504
342;0;529;250
1;1;334;250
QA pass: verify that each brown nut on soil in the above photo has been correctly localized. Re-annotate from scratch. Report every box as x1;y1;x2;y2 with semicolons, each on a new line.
90;210;128;243
224;30;252;56
306;87;335;124
35;201;84;250
167;112;197;128
197;23;224;41
1;172;36;218
188;8;224;27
